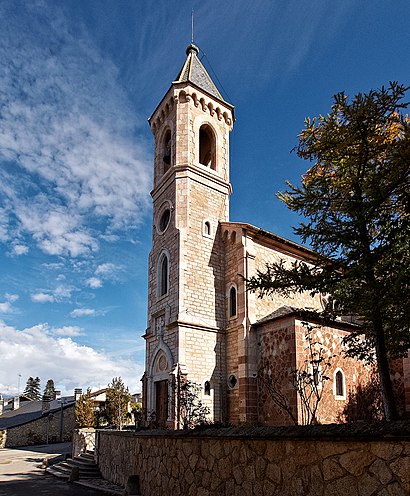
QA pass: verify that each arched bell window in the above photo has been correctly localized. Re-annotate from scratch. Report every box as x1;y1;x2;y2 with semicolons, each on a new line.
162;129;172;174
199;124;216;170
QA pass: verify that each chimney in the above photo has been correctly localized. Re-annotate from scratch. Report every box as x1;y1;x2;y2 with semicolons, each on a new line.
0;397;4;416
74;388;82;401
55;390;61;400
42;397;51;414
12;396;20;410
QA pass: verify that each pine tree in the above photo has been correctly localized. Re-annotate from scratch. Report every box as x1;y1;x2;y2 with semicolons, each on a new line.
105;377;131;430
23;376;41;400
43;379;56;400
248;82;409;421
75;388;95;427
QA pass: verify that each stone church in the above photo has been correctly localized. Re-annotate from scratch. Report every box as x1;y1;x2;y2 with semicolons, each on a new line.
141;44;410;427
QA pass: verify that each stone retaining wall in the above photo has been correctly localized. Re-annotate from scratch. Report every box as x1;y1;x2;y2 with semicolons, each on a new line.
96;423;410;496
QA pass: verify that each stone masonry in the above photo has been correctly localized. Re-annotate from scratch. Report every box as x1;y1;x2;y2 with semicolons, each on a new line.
96;424;410;496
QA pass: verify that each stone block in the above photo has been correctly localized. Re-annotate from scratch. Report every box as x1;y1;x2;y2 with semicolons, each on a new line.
339;449;376;476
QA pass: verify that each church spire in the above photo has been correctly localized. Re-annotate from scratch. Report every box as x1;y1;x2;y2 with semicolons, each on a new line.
173;44;225;102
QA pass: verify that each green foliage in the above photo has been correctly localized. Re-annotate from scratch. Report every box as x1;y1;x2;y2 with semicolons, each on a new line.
177;379;210;429
42;379;56;400
23;376;41;400
249;82;409;421
105;377;131;430
75;388;95;427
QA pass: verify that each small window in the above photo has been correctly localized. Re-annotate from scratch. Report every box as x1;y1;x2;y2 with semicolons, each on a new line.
159;209;171;233
228;374;238;389
334;369;346;399
199;125;215;169
203;220;212;238
229;286;237;318
204;381;211;396
157;252;169;298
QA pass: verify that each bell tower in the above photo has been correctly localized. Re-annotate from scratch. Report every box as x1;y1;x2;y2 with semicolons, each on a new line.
143;44;234;427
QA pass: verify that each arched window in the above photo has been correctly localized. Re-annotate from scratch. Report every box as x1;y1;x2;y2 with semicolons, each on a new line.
162;129;172;174
204;381;211;396
334;369;346;399
199;124;215;169
229;285;237;318
203;220;212;237
157;252;169;297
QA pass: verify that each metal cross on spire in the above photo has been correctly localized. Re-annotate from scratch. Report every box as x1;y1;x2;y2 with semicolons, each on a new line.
191;9;194;44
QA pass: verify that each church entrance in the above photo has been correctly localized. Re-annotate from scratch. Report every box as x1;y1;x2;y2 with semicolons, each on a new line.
155;380;168;426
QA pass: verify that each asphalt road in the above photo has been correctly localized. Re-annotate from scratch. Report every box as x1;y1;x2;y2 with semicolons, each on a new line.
0;443;105;495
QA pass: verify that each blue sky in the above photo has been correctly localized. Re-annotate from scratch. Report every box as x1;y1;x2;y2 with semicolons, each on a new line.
1;0;409;396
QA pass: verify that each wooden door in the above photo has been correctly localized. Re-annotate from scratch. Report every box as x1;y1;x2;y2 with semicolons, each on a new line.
155;380;168;427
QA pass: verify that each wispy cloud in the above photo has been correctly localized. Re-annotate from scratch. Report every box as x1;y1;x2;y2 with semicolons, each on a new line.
0;320;143;395
0;2;151;258
31;285;74;304
70;308;96;318
86;277;103;289
31;293;54;303
0;293;19;313
52;326;83;337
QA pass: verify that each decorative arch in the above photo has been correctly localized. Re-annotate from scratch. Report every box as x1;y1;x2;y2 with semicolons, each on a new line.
199;123;216;170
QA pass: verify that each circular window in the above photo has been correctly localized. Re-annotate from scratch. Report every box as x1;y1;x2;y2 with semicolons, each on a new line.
228;374;238;389
159;208;171;233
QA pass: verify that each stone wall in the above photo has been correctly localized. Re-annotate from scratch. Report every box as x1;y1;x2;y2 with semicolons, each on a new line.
2;405;76;448
96;423;410;496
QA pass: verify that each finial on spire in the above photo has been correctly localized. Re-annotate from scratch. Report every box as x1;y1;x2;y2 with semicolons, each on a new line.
191;9;194;44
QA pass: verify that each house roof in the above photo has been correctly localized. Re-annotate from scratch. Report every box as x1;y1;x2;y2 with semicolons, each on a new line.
254;305;361;330
0;397;75;430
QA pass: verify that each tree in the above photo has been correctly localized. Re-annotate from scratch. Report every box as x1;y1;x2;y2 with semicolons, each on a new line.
177;377;210;429
105;377;131;430
75;388;95;427
248;82;410;421
260;322;333;425
23;376;41;400
43;379;56;400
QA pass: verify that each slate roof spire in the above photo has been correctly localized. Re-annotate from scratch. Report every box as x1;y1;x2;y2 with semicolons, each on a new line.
174;44;224;102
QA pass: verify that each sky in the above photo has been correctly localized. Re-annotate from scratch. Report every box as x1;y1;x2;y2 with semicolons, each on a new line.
0;0;409;396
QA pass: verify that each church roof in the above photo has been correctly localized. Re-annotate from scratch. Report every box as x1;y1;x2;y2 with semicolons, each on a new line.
254;305;360;330
174;44;224;102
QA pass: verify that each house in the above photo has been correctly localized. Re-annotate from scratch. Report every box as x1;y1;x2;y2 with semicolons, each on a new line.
0;388;107;448
141;44;410;427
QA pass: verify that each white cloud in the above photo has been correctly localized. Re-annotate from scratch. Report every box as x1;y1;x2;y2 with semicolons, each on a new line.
11;244;29;256
0;293;19;313
31;292;54;303
0;320;143;395
52;326;82;337
0;2;151;258
5;293;19;303
86;277;103;289
95;263;119;276
70;308;96;318
0;302;12;313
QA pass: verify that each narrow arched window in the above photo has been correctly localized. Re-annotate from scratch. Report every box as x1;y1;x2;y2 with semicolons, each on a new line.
229;286;237;317
203;220;211;237
199;125;215;169
160;256;168;296
157;252;170;298
334;369;346;399
204;381;211;396
163;130;172;174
